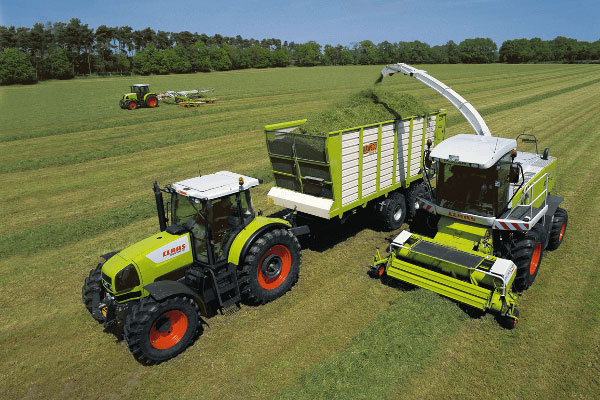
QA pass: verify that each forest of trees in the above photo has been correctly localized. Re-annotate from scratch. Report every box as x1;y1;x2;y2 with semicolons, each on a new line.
1;18;599;85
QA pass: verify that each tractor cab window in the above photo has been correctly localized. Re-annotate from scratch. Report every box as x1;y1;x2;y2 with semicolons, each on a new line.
437;162;498;217
172;194;209;263
207;194;238;263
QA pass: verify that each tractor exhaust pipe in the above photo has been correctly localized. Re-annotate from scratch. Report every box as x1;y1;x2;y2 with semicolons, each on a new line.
153;181;167;231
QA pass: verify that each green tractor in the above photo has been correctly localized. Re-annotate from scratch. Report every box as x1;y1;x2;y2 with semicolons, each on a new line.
82;171;304;363
120;84;159;110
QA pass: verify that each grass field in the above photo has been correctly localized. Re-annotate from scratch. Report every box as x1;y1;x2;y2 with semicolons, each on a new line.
1;64;599;400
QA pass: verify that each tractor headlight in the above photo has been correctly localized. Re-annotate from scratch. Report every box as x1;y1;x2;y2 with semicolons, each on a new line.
114;264;140;292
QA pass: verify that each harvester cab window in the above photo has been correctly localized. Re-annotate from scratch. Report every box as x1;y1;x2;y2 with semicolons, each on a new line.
437;162;497;217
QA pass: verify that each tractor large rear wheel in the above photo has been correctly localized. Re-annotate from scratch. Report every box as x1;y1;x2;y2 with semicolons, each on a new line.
511;225;545;291
145;95;158;108
239;229;301;305
547;207;568;250
124;296;202;364
82;263;107;323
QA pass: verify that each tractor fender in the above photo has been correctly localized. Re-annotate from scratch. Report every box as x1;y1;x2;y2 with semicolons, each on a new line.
227;216;291;266
100;251;120;261
143;280;209;321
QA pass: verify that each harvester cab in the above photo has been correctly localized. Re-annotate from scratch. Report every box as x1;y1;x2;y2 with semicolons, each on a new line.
372;64;568;328
120;83;159;110
82;171;303;364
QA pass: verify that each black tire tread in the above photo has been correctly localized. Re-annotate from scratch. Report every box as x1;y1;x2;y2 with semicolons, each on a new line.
547;207;568;250
511;226;544;291
238;228;301;306
406;182;428;218
123;296;202;364
81;263;105;323
376;192;407;231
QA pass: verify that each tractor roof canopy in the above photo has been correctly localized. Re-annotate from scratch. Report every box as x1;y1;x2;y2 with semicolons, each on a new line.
171;171;260;200
132;84;149;87
431;134;516;169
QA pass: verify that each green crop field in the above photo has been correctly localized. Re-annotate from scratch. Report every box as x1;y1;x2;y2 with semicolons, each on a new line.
1;64;599;399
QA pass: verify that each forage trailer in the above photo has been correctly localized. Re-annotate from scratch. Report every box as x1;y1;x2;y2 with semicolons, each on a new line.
120;84;159;110
265;111;447;230
370;64;568;328
82;171;302;363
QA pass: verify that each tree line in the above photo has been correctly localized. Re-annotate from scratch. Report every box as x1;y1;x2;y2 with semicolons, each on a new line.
1;18;599;85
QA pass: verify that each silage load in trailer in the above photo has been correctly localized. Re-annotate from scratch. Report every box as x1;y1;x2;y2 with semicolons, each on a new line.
298;88;431;136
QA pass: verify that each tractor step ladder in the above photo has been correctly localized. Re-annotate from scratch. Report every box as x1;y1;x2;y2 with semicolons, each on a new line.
208;264;241;309
387;258;492;310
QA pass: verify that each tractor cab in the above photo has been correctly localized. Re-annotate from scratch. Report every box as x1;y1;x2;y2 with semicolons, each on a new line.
160;171;260;267
131;84;150;98
430;134;517;218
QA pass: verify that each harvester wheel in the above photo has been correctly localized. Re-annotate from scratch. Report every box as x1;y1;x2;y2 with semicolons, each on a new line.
547;207;568;250
146;95;158;108
406;182;429;218
501;308;519;330
377;192;407;230
239;228;301;305
124;296;202;364
128;101;137;110
82;263;107;323
511;226;544;291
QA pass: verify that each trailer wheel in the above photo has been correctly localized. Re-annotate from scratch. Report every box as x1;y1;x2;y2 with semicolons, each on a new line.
128;101;137;110
547;207;568;250
239;228;301;305
146;95;158;108
376;192;407;231
82;263;107;323
406;182;429;218
124;296;202;364
511;226;544;291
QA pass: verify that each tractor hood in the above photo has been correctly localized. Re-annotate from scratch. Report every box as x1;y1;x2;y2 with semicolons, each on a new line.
101;231;193;299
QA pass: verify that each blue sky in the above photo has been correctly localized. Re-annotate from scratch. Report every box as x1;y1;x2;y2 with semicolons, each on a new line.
1;0;598;46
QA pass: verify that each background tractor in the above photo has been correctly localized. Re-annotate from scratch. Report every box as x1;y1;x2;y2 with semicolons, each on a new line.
82;171;303;363
370;64;568;328
119;84;159;110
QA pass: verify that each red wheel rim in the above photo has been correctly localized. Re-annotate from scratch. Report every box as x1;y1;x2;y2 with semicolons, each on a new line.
149;310;188;350
148;97;157;107
530;242;542;275
377;266;385;277
257;245;291;290
559;224;566;242
128;102;136;110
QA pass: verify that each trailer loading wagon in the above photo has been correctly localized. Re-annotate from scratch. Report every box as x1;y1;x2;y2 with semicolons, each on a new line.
264;111;447;229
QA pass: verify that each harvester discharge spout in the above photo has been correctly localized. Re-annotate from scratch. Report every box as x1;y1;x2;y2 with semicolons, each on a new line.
378;63;492;137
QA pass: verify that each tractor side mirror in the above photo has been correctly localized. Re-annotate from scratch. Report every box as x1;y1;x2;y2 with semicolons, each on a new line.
424;139;433;168
509;165;520;183
205;201;214;224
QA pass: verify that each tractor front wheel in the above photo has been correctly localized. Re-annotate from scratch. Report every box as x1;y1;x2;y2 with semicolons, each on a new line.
128;101;137;110
511;226;545;291
547;207;568;250
124;296;202;364
239;229;301;305
82;263;107;323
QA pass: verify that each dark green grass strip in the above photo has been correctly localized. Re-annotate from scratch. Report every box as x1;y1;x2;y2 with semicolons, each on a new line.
0;167;273;258
447;77;600;127
275;289;467;400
